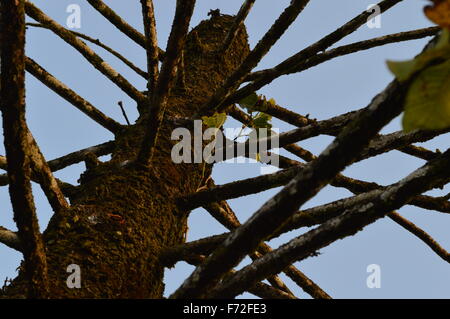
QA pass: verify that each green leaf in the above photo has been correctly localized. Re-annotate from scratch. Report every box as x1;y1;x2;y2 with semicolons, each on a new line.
402;58;450;132
201;112;227;128
238;93;259;112
253;112;272;130
386;59;417;82
387;29;450;82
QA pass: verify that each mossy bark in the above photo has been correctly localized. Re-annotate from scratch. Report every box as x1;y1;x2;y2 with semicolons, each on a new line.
2;14;249;298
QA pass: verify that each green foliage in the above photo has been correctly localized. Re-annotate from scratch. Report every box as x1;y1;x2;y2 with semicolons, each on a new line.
253;112;272;130
387;29;450;82
402;58;450;132
238;93;259;112
201;112;227;128
387;29;450;131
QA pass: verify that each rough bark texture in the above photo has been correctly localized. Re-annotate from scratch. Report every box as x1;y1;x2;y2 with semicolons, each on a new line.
2;14;249;299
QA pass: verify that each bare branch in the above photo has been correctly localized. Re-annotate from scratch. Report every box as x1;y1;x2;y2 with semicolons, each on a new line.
247;26;439;81
222;0;405;106
26;130;70;215
0;141;114;182
161;233;229;268
26;22;148;79
171;78;408;298
140;0;159;93
220;0;256;53
0;0;49;297
271;185;450;239
26;57;123;133
197;0;311;115
388;212;450;263
209;148;450;298
0;226;21;252
137;0;196;165
202;199;294;296
203;199;331;299
178;124;446;211
183;255;296;299
86;0;165;60
25;1;146;104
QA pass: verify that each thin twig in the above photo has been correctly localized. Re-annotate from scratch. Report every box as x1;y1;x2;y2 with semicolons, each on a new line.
388;212;450;263
118;101;131;125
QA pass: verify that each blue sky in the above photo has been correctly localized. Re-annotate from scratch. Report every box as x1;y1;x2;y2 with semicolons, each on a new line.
1;0;449;298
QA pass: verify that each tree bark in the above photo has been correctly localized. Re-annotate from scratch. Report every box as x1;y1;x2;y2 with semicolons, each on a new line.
2;14;249;299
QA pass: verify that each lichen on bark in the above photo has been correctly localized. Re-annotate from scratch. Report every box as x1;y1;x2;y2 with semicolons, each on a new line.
2;14;249;299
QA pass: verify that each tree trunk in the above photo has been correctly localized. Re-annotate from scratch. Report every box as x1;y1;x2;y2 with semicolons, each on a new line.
2;14;249;298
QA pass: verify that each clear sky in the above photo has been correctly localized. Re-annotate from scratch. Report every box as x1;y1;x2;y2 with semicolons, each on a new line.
1;0;449;298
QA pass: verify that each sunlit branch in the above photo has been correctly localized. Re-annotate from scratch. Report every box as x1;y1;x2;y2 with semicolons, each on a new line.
26;22;148;79
25;1;146;104
26;57;123;133
246;26;439;81
0;226;21;252
26;130;70;215
171;78;408;298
